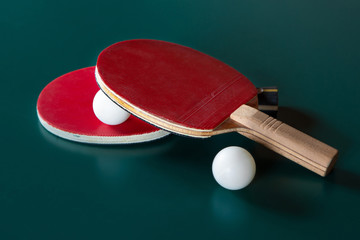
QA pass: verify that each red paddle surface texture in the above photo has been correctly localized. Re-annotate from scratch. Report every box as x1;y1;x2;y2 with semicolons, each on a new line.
37;67;161;138
96;40;257;131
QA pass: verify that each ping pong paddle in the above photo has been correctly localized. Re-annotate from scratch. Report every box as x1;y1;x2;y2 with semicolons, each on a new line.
37;67;277;144
37;66;170;144
95;39;338;176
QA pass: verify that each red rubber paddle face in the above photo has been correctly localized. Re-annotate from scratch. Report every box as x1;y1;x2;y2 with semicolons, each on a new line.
96;40;257;131
37;67;169;144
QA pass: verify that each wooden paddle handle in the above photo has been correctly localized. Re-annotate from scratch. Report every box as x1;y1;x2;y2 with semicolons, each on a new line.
231;105;338;176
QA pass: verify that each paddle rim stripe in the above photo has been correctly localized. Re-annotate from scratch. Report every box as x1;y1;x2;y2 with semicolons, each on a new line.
258;105;279;111
37;109;170;144
262;89;278;93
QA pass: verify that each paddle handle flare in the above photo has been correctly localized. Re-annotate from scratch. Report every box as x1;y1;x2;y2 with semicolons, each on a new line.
231;105;338;176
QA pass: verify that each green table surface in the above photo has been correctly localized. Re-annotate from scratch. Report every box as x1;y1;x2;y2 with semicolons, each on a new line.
1;1;360;239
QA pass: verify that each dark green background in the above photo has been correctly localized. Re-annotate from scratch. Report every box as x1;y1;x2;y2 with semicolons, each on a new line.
1;0;359;239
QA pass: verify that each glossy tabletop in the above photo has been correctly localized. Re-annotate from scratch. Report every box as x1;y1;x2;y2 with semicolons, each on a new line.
1;1;359;239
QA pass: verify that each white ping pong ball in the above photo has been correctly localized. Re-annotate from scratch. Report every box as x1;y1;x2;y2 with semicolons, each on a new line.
212;146;256;190
93;90;130;125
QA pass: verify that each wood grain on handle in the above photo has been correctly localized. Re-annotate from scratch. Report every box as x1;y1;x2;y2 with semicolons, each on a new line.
231;105;338;176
